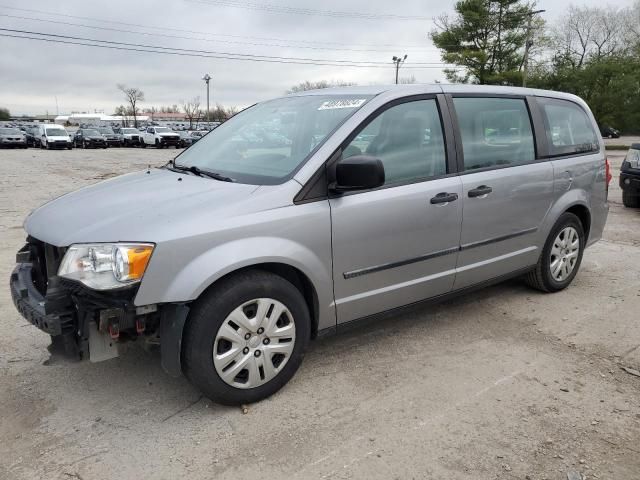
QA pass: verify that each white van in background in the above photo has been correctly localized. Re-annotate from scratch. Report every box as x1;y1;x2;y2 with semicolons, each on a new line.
37;124;72;150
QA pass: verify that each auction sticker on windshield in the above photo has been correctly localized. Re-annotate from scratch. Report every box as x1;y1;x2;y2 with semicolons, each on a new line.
318;99;367;110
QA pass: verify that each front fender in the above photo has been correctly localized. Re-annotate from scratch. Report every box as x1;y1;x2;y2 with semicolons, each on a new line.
135;236;335;331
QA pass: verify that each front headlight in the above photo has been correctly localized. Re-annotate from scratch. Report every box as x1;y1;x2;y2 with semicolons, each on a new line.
625;149;640;169
58;243;154;290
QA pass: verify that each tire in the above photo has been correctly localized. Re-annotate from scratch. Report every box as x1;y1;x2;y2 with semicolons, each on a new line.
182;270;310;405
622;190;640;208
140;140;146;148
525;212;585;292
155;139;161;149
82;140;87;149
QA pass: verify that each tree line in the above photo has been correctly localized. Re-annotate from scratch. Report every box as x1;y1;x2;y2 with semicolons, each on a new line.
430;0;640;132
114;84;238;128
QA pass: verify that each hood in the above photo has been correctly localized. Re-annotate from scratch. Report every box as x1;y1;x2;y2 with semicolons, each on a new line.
46;135;70;140
86;135;105;140
159;132;179;137
25;169;261;246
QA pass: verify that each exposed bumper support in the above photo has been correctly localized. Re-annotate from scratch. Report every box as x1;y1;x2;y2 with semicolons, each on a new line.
159;303;190;377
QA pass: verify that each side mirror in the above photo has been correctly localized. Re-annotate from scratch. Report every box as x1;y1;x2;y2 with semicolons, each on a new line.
331;155;385;192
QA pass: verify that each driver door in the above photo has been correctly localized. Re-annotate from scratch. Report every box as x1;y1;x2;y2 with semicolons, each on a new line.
329;96;462;323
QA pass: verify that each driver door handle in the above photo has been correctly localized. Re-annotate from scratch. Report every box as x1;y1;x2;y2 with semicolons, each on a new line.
468;185;493;198
430;192;459;204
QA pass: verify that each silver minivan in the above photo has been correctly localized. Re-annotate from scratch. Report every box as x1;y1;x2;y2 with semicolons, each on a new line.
11;85;610;404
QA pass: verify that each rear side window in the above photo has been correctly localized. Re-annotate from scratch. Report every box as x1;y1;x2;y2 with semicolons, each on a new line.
453;97;535;171
538;98;598;156
343;99;447;185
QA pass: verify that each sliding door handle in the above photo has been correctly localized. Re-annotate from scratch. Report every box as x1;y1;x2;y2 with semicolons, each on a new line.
468;185;493;198
430;192;459;204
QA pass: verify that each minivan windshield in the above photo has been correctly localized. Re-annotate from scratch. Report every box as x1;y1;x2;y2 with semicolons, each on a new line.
46;128;67;136
98;127;114;134
174;94;373;184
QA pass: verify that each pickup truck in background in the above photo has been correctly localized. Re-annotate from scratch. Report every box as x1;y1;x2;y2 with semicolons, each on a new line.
140;126;181;149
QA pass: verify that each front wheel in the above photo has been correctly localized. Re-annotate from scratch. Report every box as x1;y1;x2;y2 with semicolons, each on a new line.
525;212;585;292
182;270;310;405
622;190;640;208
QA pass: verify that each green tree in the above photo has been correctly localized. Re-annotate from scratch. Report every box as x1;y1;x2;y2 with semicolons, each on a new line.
0;107;10;121
528;3;640;132
431;0;540;85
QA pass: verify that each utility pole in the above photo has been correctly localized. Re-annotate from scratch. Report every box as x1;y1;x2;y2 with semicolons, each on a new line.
392;55;407;84
522;9;545;88
202;73;211;123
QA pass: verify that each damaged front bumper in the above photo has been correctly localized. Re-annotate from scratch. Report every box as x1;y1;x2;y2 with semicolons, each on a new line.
9;239;188;375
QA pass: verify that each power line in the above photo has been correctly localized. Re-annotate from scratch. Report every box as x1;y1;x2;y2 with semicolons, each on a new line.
0;4;430;49
0;30;457;69
0;13;441;54
0;28;452;66
185;0;432;21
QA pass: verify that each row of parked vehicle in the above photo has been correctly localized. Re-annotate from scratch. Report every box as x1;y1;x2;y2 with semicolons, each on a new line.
0;123;213;149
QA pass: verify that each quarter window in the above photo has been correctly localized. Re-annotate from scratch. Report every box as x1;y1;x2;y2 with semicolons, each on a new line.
453;97;535;171
538;98;598;156
343;99;447;185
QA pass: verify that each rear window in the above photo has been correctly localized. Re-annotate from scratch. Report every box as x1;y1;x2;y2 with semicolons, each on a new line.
538;98;598;156
453;97;535;171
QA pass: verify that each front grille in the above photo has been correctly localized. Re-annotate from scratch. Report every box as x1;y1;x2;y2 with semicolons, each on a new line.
24;237;66;296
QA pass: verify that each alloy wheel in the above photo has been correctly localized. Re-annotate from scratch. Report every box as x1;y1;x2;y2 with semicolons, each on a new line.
549;226;580;282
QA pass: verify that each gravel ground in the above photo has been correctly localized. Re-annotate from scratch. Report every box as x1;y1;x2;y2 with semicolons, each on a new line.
1;146;639;480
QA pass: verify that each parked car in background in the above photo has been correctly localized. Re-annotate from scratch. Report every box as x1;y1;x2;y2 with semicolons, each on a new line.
177;130;194;148
24;126;40;147
37;125;72;150
0;127;27;148
73;128;108;149
599;124;620;138
114;127;142;146
620;143;640;208
97;126;124;147
140;126;180;148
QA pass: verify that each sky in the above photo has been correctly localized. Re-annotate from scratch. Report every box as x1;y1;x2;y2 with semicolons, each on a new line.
0;0;634;115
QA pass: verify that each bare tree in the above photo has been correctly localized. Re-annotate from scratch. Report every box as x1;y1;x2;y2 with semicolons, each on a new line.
210;104;239;122
182;97;202;129
117;84;144;127
114;105;128;126
398;75;417;84
286;79;356;94
551;5;629;69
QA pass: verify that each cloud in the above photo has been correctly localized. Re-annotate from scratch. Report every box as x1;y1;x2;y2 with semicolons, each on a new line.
0;0;632;114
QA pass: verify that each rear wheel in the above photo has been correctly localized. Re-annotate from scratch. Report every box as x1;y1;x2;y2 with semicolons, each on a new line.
182;270;310;405
525;212;585;292
622;190;640;208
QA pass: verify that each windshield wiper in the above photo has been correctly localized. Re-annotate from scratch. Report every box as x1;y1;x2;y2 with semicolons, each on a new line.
167;162;234;182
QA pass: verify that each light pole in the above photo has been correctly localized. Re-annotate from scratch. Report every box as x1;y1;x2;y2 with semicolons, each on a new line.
392;55;407;84
202;73;211;123
522;9;545;88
